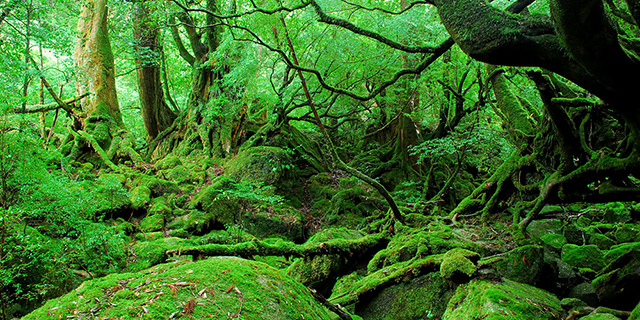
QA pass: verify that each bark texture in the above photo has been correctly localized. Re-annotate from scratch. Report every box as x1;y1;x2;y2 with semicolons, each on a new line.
133;2;177;140
74;0;123;149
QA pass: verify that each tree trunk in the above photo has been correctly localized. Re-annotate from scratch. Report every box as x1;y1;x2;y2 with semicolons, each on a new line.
74;0;123;150
133;2;176;141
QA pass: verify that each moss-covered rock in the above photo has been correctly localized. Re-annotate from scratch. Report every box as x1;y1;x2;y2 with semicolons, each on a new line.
490;245;545;286
288;228;366;295
139;214;164;233
527;219;563;242
568;282;598;306
561;244;605;271
440;248;479;282
225;146;292;185
356;272;457;320
244;207;303;241
589;233;616;250
148;196;172;217
131;174;180;197
154;154;182;170
542;233;567;250
593;249;640;310
128;237;193;272
129;185;151;210
442;279;563;320
24;257;333;319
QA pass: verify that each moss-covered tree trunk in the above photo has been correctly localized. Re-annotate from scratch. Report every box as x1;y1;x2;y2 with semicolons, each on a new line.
150;0;238;159
74;0;123;150
133;2;176;141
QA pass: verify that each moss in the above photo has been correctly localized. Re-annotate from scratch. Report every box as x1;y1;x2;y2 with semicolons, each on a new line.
139;214;164;233
356;272;457;320
490;245;545;286
154;154;182;170
129;185;151;210
561;244;605;271
442;279;563;320
440;248;479;282
128;237;194;272
24;257;333;319
605;242;640;264
589;233;616;250
148;196;172;217
613;224;639;243
527;219;563;242
244;208;303;241
630;300;640;320
224;146;292;185
331;254;443;306
287;228;366;292
579;314;622;320
541;233;567;250
367;223;486;274
131;174;180;197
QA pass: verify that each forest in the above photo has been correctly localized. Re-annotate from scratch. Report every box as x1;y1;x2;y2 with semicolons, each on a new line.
1;0;640;319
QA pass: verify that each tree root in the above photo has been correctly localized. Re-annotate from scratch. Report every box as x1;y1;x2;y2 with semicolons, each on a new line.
165;231;390;260
330;255;442;306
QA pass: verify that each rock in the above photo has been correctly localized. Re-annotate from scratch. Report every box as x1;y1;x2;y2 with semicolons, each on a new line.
288;228;366;295
442;279;563;320
527;219;563;241
568;283;598;306
439;248;479;283
356;272;457;320
23;257;333;320
589;233;616;250
604;242;640;264
561;244;605;271
493;245;546;286
593;249;640;310
224;146;292;185
542;234;567;250
153;153;182;170
129;185;151;210
139;214;164;233
613;225;639;243
244;208;303;242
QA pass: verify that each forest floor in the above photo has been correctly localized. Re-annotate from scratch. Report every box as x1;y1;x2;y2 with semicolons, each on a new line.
7;145;640;320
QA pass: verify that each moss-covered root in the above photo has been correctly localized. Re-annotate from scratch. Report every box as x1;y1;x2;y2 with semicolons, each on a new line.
166;231;390;260
330;254;443;307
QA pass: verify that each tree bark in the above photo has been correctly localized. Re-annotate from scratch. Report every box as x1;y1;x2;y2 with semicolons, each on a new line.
74;0;124;149
133;2;177;140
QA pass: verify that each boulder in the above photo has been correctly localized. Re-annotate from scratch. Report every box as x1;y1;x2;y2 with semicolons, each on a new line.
561;244;605;272
24;257;333;320
593;249;640;310
442;279;563;320
356;272;457;320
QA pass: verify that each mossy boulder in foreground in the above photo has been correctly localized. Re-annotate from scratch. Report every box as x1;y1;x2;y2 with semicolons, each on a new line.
442;279;563;320
24;257;333;319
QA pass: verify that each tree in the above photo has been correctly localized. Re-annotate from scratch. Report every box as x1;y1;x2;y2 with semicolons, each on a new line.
428;0;640;224
73;0;124;161
133;1;177;141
